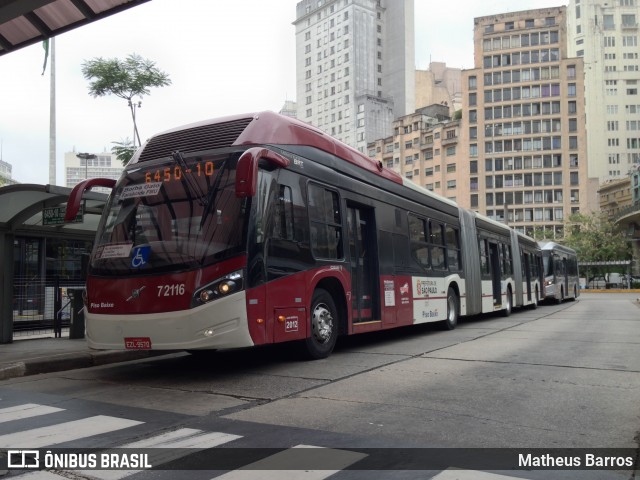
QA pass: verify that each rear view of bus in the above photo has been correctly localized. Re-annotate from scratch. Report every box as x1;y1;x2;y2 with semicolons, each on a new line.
539;241;580;303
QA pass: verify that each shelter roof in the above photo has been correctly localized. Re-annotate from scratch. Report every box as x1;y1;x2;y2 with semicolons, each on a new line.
0;0;149;57
0;183;107;237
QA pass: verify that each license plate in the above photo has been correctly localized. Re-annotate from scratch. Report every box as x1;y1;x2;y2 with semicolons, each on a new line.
124;337;152;350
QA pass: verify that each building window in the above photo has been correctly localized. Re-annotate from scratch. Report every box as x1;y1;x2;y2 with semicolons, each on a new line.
604;14;615;30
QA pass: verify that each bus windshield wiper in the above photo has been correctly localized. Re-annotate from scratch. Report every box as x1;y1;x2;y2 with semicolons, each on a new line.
199;158;228;229
172;151;208;206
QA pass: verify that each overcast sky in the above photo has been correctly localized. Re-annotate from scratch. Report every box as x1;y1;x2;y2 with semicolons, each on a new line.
0;0;565;185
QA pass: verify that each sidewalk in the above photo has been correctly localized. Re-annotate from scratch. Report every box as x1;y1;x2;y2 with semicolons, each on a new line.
0;335;167;381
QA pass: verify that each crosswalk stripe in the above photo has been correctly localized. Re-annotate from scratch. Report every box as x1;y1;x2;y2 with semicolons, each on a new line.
120;427;242;448
11;472;63;479
0;404;64;423
429;469;529;480
212;444;368;480
0;415;143;448
76;428;243;480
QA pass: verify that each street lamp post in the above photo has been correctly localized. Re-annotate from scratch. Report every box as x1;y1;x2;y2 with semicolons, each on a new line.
128;99;142;147
76;152;97;180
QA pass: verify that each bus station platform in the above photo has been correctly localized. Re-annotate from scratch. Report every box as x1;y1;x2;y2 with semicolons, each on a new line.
0;336;168;381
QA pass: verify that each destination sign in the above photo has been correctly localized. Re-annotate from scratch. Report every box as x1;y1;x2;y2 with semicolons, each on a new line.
43;205;83;225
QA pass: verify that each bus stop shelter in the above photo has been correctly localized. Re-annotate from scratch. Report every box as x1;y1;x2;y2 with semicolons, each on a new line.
0;0;150;57
579;260;634;289
0;184;108;343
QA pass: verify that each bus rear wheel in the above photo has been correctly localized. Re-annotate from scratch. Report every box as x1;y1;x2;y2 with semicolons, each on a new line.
302;289;338;360
440;287;459;330
502;287;512;317
556;287;564;304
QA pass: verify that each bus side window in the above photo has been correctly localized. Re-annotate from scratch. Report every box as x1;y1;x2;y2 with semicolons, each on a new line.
308;183;343;259
502;243;513;275
274;185;295;241
479;238;490;276
409;215;430;269
430;220;446;270
445;225;461;271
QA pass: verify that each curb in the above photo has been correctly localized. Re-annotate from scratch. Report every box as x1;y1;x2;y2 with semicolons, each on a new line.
0;350;166;381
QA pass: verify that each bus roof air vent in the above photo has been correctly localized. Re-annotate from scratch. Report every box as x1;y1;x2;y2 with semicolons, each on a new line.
137;117;253;162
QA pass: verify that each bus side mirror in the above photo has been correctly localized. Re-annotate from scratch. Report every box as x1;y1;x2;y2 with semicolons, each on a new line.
65;178;116;222
236;148;290;198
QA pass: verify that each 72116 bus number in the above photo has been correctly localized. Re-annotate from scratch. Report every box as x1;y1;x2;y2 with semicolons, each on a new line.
157;284;185;296
145;161;215;184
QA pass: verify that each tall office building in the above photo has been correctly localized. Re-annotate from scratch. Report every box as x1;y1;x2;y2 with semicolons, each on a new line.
0;159;15;185
294;0;415;152
567;0;640;181
460;7;597;238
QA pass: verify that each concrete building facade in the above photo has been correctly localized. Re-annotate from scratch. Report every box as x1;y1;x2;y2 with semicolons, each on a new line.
460;7;596;237
64;150;123;191
294;0;415;152
567;0;640;182
598;177;634;218
368;105;460;201
415;62;463;115
0;159;17;186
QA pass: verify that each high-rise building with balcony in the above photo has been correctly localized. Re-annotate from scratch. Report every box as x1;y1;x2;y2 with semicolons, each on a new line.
567;0;640;181
294;0;415;153
460;7;597;237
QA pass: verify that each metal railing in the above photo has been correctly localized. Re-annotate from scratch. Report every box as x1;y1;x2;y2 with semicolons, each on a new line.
13;276;84;337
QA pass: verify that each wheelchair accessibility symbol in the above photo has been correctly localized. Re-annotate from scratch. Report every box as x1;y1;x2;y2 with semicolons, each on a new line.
131;246;151;268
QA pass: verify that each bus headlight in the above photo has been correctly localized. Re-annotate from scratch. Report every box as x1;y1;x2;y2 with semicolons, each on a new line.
192;270;244;307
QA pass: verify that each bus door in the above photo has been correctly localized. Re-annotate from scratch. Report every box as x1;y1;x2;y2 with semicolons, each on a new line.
347;205;378;323
523;252;532;301
489;241;502;306
562;257;569;293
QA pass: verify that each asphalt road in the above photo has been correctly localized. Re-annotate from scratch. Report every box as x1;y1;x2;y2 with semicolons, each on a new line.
1;292;639;479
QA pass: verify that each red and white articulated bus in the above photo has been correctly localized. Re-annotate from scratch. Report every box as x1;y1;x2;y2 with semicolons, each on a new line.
65;111;542;359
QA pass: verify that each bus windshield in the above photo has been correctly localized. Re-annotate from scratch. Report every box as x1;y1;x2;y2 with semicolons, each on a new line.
90;151;248;275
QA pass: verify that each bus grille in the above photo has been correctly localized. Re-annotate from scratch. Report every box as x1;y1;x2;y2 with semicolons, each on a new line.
137;117;253;162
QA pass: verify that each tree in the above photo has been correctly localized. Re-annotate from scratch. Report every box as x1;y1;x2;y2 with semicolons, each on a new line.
111;138;136;166
561;212;631;265
81;53;171;147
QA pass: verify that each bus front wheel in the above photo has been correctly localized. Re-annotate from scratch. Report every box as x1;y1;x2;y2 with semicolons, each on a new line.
302;289;339;360
529;287;539;309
